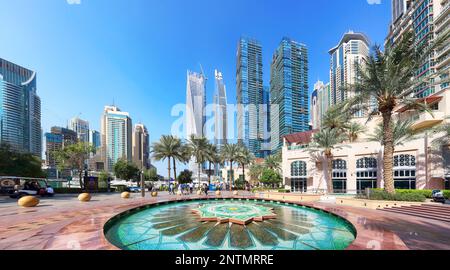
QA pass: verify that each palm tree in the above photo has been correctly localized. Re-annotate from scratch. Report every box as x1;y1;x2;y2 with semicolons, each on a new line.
249;163;264;185
347;122;366;143
307;128;347;194
264;153;282;172
321;103;351;132
236;145;254;184
205;143;219;185
152;135;180;181
431;119;450;148
368;119;417;147
347;30;448;194
220;143;240;191
187;135;209;184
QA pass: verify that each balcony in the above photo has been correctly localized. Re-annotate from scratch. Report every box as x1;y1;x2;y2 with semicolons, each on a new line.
411;111;445;131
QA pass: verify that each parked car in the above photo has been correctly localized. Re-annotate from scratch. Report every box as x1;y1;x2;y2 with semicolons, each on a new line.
128;186;142;193
8;179;53;199
432;190;446;203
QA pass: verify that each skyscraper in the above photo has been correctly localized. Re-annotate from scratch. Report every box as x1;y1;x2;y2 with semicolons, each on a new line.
69;117;90;143
270;37;309;153
45;127;78;178
132;123;150;170
213;69;227;148
236;37;265;158
0;58;41;157
311;81;331;130
329;31;370;109
386;0;449;98
89;130;101;149
101;105;132;173
186;70;207;175
260;86;271;158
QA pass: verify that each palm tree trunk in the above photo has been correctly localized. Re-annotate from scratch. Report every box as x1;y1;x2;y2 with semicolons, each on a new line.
167;157;171;181
382;111;396;194
198;163;201;187
79;169;84;191
242;164;245;184
230;160;233;191
326;154;333;194
173;158;177;183
208;161;212;186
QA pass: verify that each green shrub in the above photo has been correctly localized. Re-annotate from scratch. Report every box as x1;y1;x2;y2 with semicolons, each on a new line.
278;189;291;193
371;188;450;199
368;189;426;202
444;190;450;199
53;188;115;194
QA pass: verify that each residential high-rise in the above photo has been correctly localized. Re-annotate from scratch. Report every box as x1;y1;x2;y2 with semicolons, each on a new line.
89;130;101;149
69;117;90;143
0;58;41;157
101;105;133;173
260;86;271;158
186;70;207;175
329;31;370;111
311;81;331;130
386;0;449;98
213;69;228;148
270;37;309;153
45;127;78;178
236;37;266;158
132;124;150;170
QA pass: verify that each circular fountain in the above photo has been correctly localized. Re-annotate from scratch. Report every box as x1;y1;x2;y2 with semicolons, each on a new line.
104;199;355;250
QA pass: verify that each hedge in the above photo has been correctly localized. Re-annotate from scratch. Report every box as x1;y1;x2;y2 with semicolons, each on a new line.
53;188;116;194
371;188;450;199
368;189;426;202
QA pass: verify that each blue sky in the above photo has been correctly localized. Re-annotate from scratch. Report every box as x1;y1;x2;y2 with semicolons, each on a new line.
0;0;390;176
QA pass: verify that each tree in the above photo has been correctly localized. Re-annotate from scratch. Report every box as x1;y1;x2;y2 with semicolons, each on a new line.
187;135;209;184
0;144;46;178
177;169;193;184
205;143;219;186
368;119;417;147
98;171;111;188
143;168;159;182
55;142;95;189
260;169;282;188
152;135;183;181
264;154;282;172
113;159;139;182
249;163;264;184
220;143;240;191
236;145;254;184
307;128;347;194
347;122;366;143
431;120;450;148
347;30;449;194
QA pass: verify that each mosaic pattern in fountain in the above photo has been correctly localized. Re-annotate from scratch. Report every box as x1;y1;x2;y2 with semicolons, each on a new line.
104;199;356;250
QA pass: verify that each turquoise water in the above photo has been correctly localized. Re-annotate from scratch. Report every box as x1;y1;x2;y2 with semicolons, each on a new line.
104;199;356;250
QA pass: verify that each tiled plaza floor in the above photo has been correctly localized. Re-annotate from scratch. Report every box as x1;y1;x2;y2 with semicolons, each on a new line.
0;192;449;250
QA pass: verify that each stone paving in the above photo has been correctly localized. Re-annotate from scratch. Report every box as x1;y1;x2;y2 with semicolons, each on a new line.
0;192;449;250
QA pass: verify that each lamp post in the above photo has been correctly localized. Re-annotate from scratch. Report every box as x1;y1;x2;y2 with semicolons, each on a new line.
141;169;145;198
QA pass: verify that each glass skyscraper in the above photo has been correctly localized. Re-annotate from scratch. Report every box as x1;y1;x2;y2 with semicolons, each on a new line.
101;106;133;173
69;117;90;143
214;69;227;148
236;37;267;158
270;37;309;153
0;58;41;157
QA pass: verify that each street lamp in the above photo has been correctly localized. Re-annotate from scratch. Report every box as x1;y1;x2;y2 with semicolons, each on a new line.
141;169;145;198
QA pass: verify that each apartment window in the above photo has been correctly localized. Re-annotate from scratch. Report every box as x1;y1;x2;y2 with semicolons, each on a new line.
356;157;378;194
332;159;347;194
394;154;416;189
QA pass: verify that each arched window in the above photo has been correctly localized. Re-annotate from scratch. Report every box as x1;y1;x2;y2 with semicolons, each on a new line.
332;159;347;194
356;157;378;194
393;154;416;190
291;161;307;177
290;161;307;193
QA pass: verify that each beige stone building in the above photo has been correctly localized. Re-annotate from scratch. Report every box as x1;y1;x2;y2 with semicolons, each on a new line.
282;88;450;194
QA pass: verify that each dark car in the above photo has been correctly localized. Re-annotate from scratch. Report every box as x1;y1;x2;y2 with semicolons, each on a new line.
432;190;446;203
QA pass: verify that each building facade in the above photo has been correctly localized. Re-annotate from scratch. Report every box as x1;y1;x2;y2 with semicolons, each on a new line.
44;127;78;178
386;0;449;98
311;81;331;130
68;117;90;143
329;31;370;115
270;37;309;154
89;130;101;150
132;123;150;170
101;106;133;173
236;37;268;158
213;69;228;148
0;58;41;157
282;88;450;194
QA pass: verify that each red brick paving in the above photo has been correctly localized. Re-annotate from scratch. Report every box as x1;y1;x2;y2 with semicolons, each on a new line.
0;192;449;250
